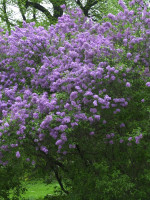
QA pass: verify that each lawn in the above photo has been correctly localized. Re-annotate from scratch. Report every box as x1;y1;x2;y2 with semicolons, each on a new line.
9;179;62;200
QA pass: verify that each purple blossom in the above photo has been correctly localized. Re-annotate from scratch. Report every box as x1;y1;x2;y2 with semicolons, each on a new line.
106;134;111;139
146;82;150;87
120;139;124;143
110;133;115;137
107;13;116;20
93;100;98;106
109;140;114;144
127;52;132;58
33;113;39;119
63;151;67;155
40;146;48;154
103;120;107;124
70;91;78;101
90;108;97;113
88;117;94;123
62;116;71;123
128;137;132;141
55;139;63;146
32;160;35;165
120;123;125;128
126;82;131;87
4;122;9;127
16;151;20;158
84;91;93;96
69;144;76;148
59;125;68;131
94;115;100;120
89;131;95;135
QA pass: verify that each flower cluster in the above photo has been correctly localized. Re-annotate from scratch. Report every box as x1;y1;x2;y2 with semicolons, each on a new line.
0;0;149;166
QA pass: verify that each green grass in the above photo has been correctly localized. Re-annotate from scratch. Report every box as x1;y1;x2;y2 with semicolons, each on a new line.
10;179;61;200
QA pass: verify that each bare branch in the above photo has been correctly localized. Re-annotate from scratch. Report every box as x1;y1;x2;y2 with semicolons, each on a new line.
25;0;55;23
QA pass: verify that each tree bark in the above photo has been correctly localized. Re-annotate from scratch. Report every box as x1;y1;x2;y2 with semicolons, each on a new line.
2;0;11;34
25;0;56;23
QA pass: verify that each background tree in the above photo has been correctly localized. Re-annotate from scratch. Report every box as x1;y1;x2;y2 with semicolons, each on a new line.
0;0;149;33
0;0;118;33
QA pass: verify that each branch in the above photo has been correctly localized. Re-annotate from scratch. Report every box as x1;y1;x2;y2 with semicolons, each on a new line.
75;0;84;9
75;0;99;17
84;0;99;16
2;0;11;34
76;144;89;167
52;166;69;194
17;0;26;21
0;14;15;26
25;1;55;23
87;0;99;7
49;0;66;19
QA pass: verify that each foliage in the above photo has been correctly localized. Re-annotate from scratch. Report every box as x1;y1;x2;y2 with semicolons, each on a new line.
0;164;26;200
0;0;150;199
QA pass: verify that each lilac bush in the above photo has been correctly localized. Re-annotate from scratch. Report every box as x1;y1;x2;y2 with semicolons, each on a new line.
0;0;150;198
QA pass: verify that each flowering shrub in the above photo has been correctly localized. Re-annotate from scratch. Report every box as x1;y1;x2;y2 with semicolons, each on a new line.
0;0;150;199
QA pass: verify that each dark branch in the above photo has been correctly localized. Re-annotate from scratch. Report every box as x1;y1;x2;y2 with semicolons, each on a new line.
0;14;15;26
17;0;26;21
75;0;84;9
52;167;69;194
2;0;11;34
25;1;55;23
75;0;99;17
49;0;65;19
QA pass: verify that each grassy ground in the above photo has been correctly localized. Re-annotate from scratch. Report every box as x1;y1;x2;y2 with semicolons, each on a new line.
10;179;62;200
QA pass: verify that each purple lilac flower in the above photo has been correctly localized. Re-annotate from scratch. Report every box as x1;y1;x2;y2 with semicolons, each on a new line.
40;146;48;154
16;151;20;158
109;140;114;144
32;160;35;165
126;82;131;87
120;139;124;143
55;139;63;146
128;137;132;141
33;113;39;119
94;115;100;120
4;122;9;127
89;131;95;135
69;144;76;148
135;134;143;144
70;91;78;101
106;134;111;139
90;108;97;113
127;52;132;58
84;91;93;96
88;117;94;123
120;123;125;128
110;133;115;137
93;100;98;106
103;120;107;124
59;125;68;131
146;82;150;87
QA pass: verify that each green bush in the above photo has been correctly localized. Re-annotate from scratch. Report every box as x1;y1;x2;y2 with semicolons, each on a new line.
0;164;26;200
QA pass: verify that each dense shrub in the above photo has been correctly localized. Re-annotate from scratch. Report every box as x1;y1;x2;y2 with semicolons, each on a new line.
0;0;150;199
0;164;26;200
